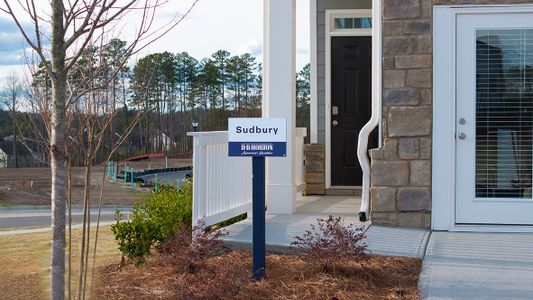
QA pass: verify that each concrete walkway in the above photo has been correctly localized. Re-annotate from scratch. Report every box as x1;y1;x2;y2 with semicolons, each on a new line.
223;215;430;257
419;231;533;300
222;195;430;258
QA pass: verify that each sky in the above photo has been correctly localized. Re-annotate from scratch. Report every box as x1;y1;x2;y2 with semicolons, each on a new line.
0;0;310;83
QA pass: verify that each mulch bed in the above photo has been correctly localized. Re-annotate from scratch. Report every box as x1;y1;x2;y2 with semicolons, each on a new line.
95;251;421;299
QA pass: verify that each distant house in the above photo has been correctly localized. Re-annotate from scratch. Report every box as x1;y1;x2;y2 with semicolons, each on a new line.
0;141;13;168
116;130;178;157
0;138;46;168
149;131;176;153
0;147;7;168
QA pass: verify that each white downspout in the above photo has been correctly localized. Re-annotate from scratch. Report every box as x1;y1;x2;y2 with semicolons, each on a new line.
357;0;381;222
309;0;318;144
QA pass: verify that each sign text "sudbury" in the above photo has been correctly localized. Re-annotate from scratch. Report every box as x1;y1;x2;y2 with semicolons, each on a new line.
235;126;279;135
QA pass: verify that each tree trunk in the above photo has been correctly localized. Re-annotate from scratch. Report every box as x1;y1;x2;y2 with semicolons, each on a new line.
67;162;72;300
12;120;18;168
78;164;91;300
50;1;67;299
50;77;67;300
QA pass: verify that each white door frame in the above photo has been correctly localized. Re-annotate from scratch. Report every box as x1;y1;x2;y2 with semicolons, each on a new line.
433;4;533;232
325;9;375;189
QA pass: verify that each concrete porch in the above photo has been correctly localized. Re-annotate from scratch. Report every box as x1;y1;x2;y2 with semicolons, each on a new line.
222;195;430;258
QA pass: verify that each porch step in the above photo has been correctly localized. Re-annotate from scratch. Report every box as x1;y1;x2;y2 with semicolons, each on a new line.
325;188;361;196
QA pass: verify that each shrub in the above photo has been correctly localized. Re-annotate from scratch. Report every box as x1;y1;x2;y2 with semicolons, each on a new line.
143;182;193;241
291;215;368;273
111;209;159;267
160;219;228;273
111;180;193;267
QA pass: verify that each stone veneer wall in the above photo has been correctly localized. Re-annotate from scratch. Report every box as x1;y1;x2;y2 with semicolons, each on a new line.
370;0;533;228
304;144;325;195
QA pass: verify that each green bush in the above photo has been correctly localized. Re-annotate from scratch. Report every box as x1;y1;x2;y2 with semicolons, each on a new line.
111;180;193;267
111;209;159;267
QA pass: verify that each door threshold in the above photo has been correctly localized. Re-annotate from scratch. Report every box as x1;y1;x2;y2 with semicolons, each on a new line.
325;186;361;196
329;186;360;189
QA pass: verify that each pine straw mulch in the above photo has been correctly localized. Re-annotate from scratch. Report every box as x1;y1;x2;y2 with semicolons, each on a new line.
94;251;422;299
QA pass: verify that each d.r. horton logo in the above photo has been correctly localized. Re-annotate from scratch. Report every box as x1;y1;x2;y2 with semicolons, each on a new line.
240;143;274;151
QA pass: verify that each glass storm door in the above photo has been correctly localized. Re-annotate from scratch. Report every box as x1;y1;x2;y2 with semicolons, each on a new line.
456;12;533;225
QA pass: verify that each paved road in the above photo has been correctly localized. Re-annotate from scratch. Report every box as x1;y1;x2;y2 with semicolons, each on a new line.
139;170;191;186
0;206;132;230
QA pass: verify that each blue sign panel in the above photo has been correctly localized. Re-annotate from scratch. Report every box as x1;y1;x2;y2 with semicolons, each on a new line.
228;141;286;157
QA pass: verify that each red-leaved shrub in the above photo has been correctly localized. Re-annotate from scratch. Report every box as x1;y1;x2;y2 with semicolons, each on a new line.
160;219;228;273
291;215;368;273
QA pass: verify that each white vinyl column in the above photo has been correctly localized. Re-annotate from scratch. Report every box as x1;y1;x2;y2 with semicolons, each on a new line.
263;0;297;214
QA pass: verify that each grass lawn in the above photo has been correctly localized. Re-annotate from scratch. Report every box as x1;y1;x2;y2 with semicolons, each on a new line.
0;226;120;300
95;251;422;299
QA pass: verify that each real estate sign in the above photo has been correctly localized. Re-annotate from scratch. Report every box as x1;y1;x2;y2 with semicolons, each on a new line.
227;117;287;281
228;118;287;157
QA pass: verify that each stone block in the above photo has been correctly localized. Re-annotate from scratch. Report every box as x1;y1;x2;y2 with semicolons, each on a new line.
397;187;431;211
420;89;432;105
304;160;324;173
417;35;432;53
383;88;420;106
410;160;431;186
381;118;389;137
371;161;409;187
397;212;431;228
421;0;432;18
371;187;396;212
388;106;431;137
304;172;324;184
383;21;404;36
420;137;431;159
370;148;384;160
399;138;419;159
383;56;394;69
395;55;432;69
304;144;325;152
305;151;324;160
306;184;325;195
433;0;455;4
383;36;417;55
406;69;432;88
383;0;420;19
371;218;397;227
382;138;398;160
383;70;406;89
371;212;398;226
403;20;431;34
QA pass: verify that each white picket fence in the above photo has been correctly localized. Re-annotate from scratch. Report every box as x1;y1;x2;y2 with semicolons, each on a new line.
188;128;307;226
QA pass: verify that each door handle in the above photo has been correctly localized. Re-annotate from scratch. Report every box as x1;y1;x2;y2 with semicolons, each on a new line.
332;120;338;127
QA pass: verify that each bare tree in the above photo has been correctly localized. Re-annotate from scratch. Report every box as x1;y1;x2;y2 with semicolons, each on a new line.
0;75;23;167
0;1;199;298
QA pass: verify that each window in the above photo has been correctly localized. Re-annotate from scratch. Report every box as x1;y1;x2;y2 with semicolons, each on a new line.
475;29;533;198
327;10;372;36
333;17;372;29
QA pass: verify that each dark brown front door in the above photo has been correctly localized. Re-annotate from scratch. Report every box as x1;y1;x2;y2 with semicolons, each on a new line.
331;36;376;186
